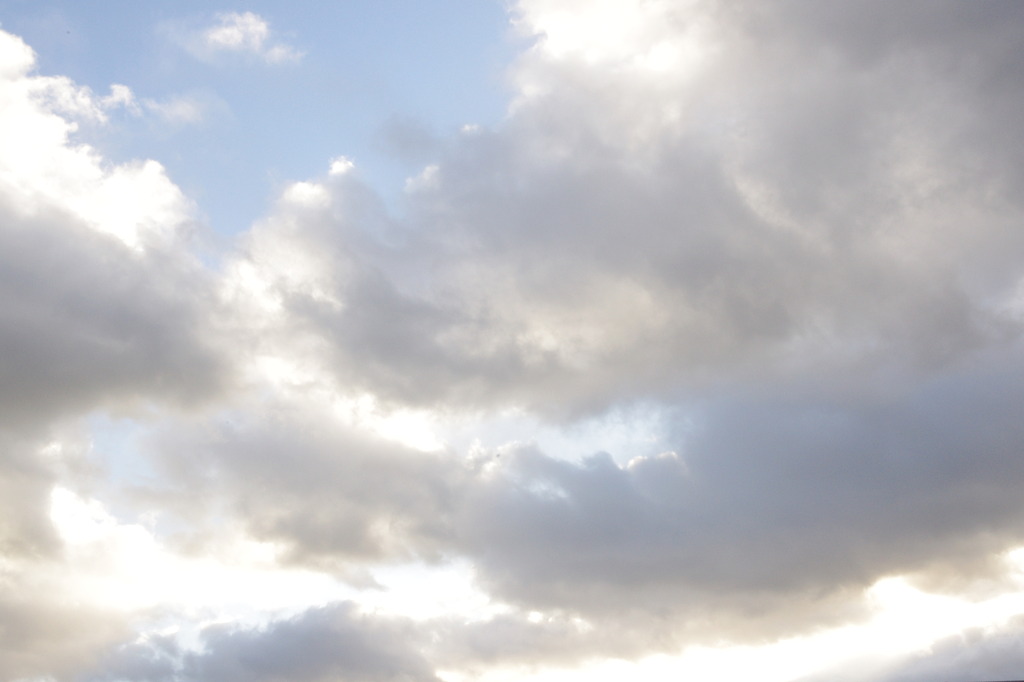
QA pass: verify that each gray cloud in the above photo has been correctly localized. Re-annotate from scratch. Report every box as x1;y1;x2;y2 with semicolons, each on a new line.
136;340;1024;649
5;1;1024;679
192;5;1024;638
85;603;438;682
0;30;230;437
0;28;235;680
0;433;63;558
230;0;1024;421
0;593;131;682
0;201;229;432
455;349;1024;616
145;398;462;566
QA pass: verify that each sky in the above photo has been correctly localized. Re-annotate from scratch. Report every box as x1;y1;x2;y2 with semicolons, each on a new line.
2;1;1024;681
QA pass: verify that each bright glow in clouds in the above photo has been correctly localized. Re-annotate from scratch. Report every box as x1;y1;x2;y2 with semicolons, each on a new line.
3;2;1024;681
516;0;696;64
446;577;1024;682
49;487;351;614
333;394;447;452
359;561;496;621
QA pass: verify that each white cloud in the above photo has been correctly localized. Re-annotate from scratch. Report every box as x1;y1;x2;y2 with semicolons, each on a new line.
0;32;194;249
185;11;304;65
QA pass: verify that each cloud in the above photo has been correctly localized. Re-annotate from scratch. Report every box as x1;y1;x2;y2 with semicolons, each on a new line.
0;28;235;679
451;353;1024;623
138;92;225;127
4;1;1024;679
219;0;1024;422
143;0;1024;654
796;614;1024;682
0;586;133;682
132;347;1024;647
0;433;140;681
877;617;1024;682
144;394;462;566
181;12;304;65
0;38;230;428
86;603;440;682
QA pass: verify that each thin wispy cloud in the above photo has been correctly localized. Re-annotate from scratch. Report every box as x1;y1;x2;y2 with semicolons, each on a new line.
141;91;225;126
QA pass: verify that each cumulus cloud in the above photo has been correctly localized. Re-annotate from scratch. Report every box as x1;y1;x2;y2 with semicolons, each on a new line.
132;351;1024;645
181;11;304;65
221;0;1024;421
0;28;233;680
0;31;229;428
5;0;1024;679
141;0;1024;657
0;30;230;601
452;357;1024;626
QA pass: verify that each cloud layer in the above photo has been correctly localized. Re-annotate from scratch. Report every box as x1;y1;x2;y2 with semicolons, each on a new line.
3;1;1024;680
